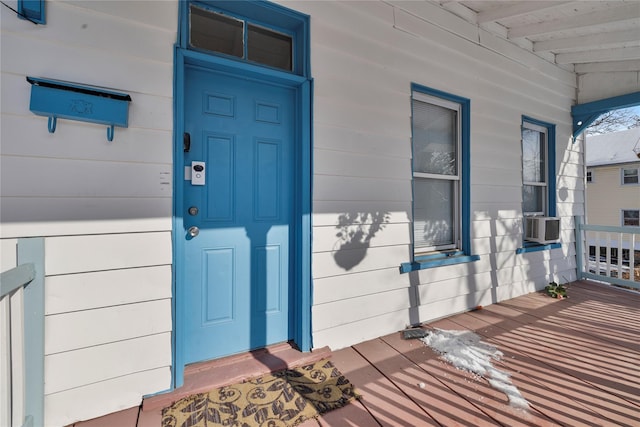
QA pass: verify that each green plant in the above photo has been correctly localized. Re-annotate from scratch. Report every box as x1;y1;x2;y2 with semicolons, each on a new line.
545;282;567;299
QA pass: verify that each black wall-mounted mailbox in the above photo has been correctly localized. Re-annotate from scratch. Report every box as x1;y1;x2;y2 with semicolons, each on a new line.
27;77;132;141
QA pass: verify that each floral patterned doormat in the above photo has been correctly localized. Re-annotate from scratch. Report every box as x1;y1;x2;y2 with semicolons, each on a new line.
162;359;359;427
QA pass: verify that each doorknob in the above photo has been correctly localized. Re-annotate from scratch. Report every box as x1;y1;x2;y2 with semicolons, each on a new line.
188;226;199;237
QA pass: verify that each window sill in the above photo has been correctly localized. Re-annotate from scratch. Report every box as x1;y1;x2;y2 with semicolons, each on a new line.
400;254;480;274
516;242;561;254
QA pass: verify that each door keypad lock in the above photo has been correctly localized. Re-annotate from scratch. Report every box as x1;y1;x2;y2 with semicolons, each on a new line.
191;161;206;185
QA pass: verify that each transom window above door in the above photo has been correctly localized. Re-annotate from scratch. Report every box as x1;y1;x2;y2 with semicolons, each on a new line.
190;4;293;72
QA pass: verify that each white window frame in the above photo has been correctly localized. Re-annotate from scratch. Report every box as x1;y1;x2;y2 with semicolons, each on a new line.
411;91;462;254
522;121;549;217
621;167;639;185
586;170;593;183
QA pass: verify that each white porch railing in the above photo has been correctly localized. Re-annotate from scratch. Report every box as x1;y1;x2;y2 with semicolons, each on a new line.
575;217;640;290
0;238;44;427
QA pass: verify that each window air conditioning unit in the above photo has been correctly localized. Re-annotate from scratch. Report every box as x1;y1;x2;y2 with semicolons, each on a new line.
525;217;560;244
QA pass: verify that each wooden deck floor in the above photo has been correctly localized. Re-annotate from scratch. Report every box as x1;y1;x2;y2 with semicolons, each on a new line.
73;280;640;427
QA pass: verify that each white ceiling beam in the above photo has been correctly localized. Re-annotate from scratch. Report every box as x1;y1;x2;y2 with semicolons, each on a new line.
556;47;640;64
440;1;477;24
575;59;640;73
477;1;571;24
534;30;640;52
508;3;640;38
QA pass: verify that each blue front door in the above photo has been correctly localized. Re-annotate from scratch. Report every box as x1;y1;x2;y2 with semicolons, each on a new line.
180;66;295;365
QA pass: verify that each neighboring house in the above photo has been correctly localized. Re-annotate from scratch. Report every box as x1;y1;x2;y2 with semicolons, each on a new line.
1;1;639;426
586;128;640;264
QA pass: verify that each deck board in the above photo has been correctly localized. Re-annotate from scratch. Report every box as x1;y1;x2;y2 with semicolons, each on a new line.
327;346;431;426
380;329;558;427
353;338;494;426
446;291;640;426
442;313;614;426
73;281;640;427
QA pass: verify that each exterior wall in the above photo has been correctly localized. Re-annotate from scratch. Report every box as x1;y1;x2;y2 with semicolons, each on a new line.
587;162;640;226
2;1;586;425
577;69;640;104
1;2;176;425
287;1;580;350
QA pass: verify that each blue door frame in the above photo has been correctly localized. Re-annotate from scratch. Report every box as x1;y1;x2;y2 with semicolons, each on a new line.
172;41;312;388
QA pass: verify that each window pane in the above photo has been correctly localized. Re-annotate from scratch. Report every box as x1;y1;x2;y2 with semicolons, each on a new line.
190;6;243;58
522;128;545;183
523;185;544;214
412;100;457;176
413;178;455;248
248;24;292;71
623;168;639;184
623;210;639;226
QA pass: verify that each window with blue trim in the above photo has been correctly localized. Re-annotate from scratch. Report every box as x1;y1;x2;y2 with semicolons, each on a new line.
401;84;478;273
18;0;45;24
519;116;559;253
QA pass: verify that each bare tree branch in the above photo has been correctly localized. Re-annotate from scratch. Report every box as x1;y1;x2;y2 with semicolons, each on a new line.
586;107;640;135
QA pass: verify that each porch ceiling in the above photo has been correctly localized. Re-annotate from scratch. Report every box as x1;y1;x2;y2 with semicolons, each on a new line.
440;1;640;75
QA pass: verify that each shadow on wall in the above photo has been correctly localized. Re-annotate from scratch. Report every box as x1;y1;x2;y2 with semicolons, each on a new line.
558;186;569;202
333;211;390;271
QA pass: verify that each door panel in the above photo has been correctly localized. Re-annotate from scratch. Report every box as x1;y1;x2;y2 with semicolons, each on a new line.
180;66;295;365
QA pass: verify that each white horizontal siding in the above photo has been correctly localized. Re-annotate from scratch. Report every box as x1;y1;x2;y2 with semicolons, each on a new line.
578;72;640;104
1;1;176;424
313;245;410;279
2;33;173;99
314;149;410;180
313;267;410;305
45;333;171;395
312;308;412;351
313;223;411;253
0;197;172;238
2;157;172;199
416;290;496;322
298;0;581;352
416;272;495;305
0;240;17;271
45;265;171;315
44;298;172;368
314;175;411;203
314;123;411;159
389;1;576;87
1;32;173;99
41;232;172;426
313;201;411;226
313;287;412;332
45;232;171;276
0;0;175;240
45;367;170;427
1;118;172;167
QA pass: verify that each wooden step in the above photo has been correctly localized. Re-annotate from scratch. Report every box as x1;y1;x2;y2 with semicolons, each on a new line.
142;343;332;411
